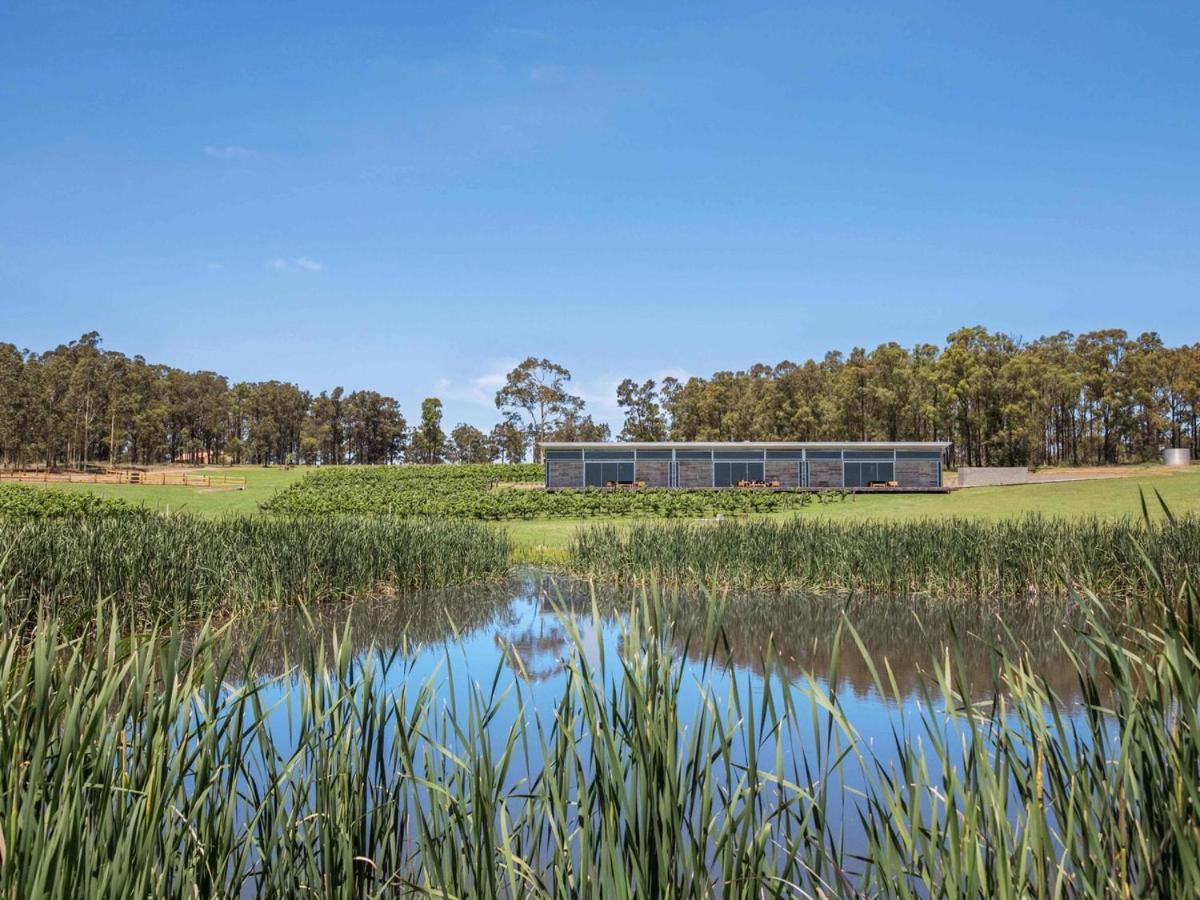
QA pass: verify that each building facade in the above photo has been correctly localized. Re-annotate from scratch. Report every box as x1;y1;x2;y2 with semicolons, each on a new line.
542;441;949;490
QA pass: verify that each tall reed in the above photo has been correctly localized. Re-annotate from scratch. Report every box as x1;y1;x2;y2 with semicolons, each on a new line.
1;555;1197;895
568;512;1200;598
0;514;511;630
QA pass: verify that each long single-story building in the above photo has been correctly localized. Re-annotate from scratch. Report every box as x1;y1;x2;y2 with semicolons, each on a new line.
542;441;951;491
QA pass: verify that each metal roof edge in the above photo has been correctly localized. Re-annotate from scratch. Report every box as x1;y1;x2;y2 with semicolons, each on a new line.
540;440;951;449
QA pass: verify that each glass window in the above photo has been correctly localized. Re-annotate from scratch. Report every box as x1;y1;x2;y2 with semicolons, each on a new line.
714;450;765;461
635;450;673;459
844;451;895;461
676;450;713;459
545;450;583;460
765;450;805;460
846;462;896;486
584;450;635;460
807;450;842;459
586;462;637;485
896;450;944;459
716;462;765;485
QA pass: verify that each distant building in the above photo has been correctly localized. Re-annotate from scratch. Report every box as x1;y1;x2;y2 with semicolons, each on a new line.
542;441;949;491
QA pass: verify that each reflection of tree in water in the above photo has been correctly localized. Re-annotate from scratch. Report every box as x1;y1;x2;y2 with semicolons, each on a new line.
665;592;1103;704
208;568;1112;704
495;628;568;682
493;571;598;682
523;572;1105;705
211;578;522;679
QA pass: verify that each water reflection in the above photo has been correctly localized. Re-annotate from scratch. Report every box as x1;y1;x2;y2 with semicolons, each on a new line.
217;568;1096;706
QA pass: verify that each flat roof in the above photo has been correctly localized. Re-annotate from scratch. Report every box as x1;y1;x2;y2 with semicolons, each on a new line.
541;440;950;450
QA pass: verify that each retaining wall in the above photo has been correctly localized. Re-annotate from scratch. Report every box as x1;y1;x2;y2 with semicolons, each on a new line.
956;466;1030;487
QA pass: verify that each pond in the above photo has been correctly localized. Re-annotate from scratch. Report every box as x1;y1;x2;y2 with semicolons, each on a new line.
191;568;1132;893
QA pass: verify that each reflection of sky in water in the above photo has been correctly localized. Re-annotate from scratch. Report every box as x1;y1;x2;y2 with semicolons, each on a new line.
218;569;1115;866
225;567;1101;707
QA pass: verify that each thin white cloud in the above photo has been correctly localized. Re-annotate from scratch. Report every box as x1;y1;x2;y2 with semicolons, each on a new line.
204;261;226;271
472;370;510;390
434;361;519;410
204;144;254;160
493;26;556;45
527;63;567;84
267;257;324;273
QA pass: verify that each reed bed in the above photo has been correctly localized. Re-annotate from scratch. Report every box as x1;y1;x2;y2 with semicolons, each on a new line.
1;559;1197;897
568;511;1200;598
0;514;511;630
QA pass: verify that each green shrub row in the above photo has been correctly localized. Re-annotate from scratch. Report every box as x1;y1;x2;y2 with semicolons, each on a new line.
263;464;839;518
0;484;138;519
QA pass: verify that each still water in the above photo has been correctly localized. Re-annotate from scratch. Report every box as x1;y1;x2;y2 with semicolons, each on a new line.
221;567;1099;721
210;568;1113;881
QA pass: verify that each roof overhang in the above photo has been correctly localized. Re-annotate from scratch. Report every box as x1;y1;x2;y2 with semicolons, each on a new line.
540;441;951;451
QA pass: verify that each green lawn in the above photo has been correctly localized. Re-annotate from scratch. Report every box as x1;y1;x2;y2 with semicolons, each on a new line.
28;463;1200;559
504;467;1200;555
32;466;308;516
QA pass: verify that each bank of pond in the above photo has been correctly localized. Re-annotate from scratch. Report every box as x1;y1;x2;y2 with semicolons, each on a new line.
0;498;1197;629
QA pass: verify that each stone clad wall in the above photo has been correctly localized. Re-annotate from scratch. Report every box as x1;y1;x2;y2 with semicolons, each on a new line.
895;459;940;488
546;460;584;489
678;460;713;488
765;461;801;488
635;460;671;487
808;460;844;488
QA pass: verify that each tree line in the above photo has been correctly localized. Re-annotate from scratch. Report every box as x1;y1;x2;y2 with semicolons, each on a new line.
0;334;602;467
2;327;1197;468
615;327;1200;466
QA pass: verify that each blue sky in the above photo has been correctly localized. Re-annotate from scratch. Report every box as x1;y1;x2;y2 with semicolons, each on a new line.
2;1;1197;430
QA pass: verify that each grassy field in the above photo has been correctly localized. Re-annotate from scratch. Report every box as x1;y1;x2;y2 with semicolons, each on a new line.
22;463;1200;558
26;465;307;515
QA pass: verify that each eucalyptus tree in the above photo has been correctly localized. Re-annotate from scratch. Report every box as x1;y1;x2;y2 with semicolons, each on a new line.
490;417;528;463
410;397;447;464
616;378;668;441
494;357;584;461
450;423;495;463
548;410;610;443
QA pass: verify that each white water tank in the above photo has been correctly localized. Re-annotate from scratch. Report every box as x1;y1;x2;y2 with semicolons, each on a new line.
1163;448;1192;467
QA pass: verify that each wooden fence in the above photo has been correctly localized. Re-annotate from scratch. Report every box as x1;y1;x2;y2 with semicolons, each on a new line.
0;470;247;489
